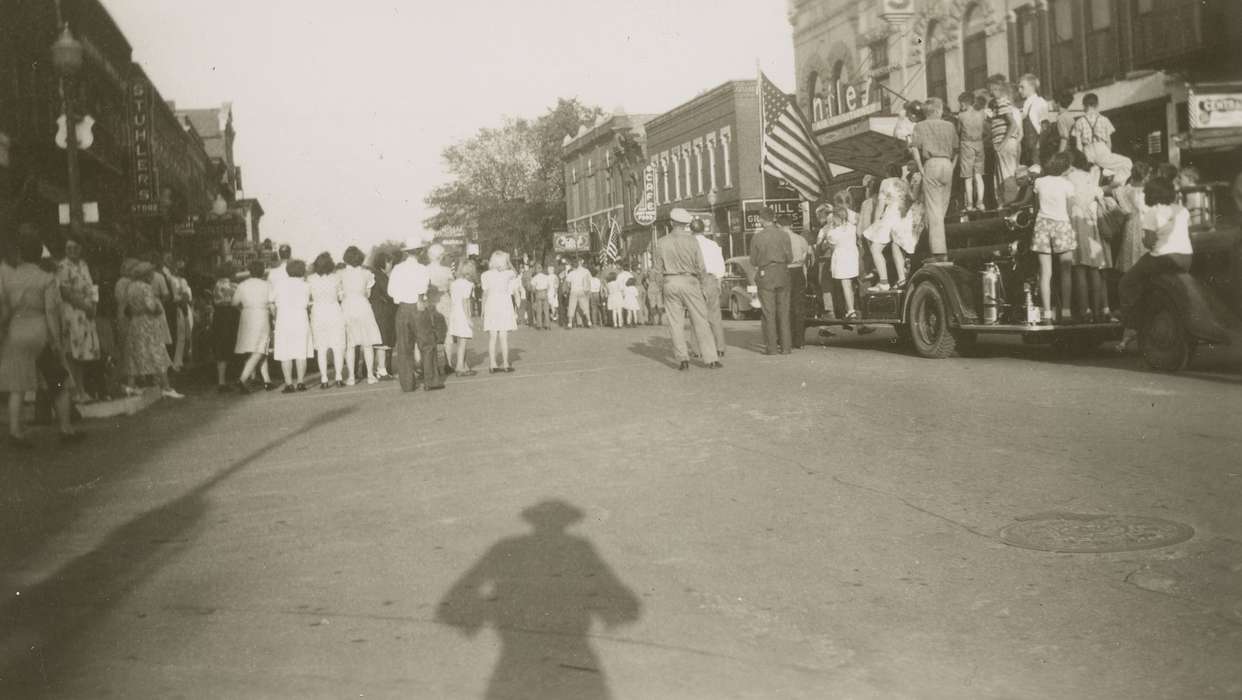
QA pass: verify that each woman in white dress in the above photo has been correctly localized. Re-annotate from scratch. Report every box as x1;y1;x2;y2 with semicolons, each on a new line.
308;253;346;388
271;259;311;393
231;260;273;393
448;261;477;376
340;246;383;384
480;250;517;373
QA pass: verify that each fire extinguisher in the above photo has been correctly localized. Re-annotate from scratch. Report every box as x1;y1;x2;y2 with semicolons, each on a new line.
982;262;1001;325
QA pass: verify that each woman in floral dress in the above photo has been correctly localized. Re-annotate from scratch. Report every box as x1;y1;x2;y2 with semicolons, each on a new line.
56;238;100;402
122;262;183;399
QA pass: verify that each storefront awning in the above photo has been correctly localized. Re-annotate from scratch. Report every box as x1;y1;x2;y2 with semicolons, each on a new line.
813;113;903;177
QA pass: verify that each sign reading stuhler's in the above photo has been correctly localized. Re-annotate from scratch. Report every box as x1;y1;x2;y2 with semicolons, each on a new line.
128;76;159;217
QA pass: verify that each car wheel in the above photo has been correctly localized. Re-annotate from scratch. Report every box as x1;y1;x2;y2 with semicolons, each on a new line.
729;297;746;321
907;281;961;359
1139;294;1194;372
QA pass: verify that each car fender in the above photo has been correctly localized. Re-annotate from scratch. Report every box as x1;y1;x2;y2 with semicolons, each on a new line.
904;265;976;325
1146;272;1236;345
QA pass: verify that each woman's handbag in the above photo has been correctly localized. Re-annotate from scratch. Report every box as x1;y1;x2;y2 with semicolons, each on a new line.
37;346;70;392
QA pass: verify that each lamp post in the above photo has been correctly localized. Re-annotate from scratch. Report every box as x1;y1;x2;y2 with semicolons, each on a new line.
51;19;85;239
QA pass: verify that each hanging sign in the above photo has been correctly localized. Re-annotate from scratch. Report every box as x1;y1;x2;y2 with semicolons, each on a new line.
634;165;657;226
553;231;591;253
1189;92;1242;130
128;76;159;216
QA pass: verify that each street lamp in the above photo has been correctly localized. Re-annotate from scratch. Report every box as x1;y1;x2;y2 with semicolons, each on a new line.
51;21;85;239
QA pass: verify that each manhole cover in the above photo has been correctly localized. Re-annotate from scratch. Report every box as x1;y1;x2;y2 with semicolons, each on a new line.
999;513;1194;553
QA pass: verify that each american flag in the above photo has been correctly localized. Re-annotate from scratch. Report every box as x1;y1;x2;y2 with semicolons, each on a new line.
599;217;621;264
759;71;833;203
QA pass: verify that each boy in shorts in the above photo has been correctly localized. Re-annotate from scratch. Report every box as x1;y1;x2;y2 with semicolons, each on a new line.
957;91;986;211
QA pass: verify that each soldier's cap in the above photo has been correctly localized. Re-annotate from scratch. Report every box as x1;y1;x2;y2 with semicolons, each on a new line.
669;207;693;224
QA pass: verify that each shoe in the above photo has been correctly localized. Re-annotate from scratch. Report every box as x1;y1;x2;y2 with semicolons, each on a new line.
459;370;477;377
296;383;307;392
345;378;357;387
504;367;515;373
282;385;296;394
379;374;395;382
689;351;701;360
336;380;346;388
678;361;690;371
366;377;379;385
236;380;252;395
320;383;331;390
489;368;499;374
867;282;891;293
8;434;33;449
708;361;723;369
264;382;277;391
123;385;140;397
161;389;186;400
59;431;86;445
426;385;445;391
718;351;725;358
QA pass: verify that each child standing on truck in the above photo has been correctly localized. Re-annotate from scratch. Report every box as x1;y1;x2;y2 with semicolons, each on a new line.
821;192;861;322
1032;152;1078;324
957;91;987;211
1116;177;1194;351
1067;149;1111;321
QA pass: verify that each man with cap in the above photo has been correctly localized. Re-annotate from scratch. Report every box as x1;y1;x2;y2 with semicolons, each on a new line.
387;236;441;392
652;208;721;370
690;217;726;357
749;207;794;354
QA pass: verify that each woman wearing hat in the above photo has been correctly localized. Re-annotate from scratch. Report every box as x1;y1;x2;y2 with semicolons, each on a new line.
122;261;184;400
1;230;84;446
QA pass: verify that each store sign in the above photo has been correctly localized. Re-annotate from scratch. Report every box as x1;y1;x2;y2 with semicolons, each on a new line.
553;231;590;253
742;199;803;232
634;165;657;226
1189;93;1242;130
811;82;884;131
128;77;159;216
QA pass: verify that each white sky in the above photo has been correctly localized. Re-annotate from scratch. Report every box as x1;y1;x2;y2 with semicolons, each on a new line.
105;0;795;257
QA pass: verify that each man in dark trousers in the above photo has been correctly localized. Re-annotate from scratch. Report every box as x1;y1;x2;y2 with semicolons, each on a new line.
749;207;793;354
652;208;721;371
778;214;811;349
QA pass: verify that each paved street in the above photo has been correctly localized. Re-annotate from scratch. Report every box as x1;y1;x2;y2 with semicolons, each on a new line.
2;321;1240;699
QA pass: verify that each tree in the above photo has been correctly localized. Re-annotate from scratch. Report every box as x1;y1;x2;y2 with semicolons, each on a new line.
424;98;603;261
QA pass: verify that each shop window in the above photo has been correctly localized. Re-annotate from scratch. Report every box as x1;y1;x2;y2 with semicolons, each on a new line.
1016;9;1039;78
1085;0;1117;82
1049;0;1083;90
925;21;948;106
962;4;988;93
720;128;733;189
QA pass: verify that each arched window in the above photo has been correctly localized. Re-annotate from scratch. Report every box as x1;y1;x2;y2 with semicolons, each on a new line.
827;60;844;117
925;21;948;106
962;3;988;93
807;71;824;122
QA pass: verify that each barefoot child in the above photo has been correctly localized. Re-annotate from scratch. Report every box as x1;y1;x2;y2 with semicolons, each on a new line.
1032;152;1077;324
957;91;986;211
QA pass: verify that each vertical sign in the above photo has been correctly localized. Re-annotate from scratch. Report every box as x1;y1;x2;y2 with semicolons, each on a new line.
633;164;657;226
129;77;159;216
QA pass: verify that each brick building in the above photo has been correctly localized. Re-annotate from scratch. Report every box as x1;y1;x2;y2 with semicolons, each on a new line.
789;0;1242;183
644;80;802;259
562;112;654;258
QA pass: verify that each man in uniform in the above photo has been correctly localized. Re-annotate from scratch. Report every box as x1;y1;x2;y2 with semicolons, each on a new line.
779;214;812;349
749;207;793;355
652;208;721;370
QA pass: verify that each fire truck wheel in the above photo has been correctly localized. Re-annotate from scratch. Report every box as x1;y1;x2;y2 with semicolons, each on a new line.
1139;294;1194;372
893;324;913;347
908;281;960;359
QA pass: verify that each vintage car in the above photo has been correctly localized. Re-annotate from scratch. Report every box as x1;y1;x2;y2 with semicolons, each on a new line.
721;256;762;320
807;180;1242;372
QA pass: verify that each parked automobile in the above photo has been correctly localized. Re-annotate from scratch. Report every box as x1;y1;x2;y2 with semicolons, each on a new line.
721;257;762;320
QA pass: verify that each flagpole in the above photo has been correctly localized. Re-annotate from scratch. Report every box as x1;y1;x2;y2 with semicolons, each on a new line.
756;60;768;204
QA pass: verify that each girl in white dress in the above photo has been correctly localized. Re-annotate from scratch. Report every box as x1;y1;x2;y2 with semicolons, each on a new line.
622;278;640;327
308;253;346;388
448;261;477;376
231;260;273;392
340;246;383;384
271;259;311;392
480;251;516;373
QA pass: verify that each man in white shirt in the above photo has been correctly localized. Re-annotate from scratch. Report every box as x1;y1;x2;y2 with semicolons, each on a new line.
588;271;604;327
1018;74;1049;167
692;218;727;358
565;258;593;328
530;267;552;330
388;240;439;392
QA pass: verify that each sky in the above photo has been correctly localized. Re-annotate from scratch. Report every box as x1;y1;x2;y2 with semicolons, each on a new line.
105;0;795;257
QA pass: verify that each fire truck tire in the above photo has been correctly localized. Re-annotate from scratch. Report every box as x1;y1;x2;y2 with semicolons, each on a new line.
893;324;913;347
1139;294;1194;372
908;281;960;359
729;297;746;321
